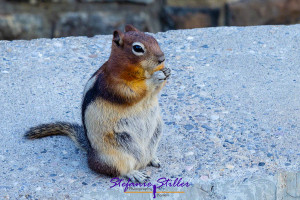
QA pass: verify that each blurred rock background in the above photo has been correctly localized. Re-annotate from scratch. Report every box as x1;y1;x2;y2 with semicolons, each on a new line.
0;0;300;40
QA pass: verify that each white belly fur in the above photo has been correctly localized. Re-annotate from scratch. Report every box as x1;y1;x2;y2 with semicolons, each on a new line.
84;95;161;169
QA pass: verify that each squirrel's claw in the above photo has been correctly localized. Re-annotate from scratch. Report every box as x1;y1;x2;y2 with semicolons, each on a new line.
161;68;171;80
125;170;150;183
152;68;171;84
149;157;161;168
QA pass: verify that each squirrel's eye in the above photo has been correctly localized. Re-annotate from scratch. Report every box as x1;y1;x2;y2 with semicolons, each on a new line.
133;45;144;53
132;42;145;56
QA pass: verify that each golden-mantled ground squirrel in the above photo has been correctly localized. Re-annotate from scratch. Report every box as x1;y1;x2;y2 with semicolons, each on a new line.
25;25;171;183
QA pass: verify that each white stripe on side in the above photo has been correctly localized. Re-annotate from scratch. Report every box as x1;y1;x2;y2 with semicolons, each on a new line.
83;75;97;96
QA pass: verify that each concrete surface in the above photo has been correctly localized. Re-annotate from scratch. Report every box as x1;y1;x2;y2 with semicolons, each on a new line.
0;25;300;199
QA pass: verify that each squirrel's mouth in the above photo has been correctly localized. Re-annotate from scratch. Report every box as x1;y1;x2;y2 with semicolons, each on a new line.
153;63;165;73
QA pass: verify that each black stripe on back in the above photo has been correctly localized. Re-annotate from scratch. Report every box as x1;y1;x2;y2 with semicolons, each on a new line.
81;80;98;152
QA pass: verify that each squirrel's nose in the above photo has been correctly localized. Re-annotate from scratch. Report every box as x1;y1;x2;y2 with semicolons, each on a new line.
158;55;165;64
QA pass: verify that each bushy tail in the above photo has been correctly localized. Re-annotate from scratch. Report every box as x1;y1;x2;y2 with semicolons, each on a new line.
25;122;90;151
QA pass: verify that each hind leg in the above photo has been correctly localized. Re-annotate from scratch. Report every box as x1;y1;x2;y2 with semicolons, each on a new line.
148;121;162;168
88;148;149;183
87;149;120;177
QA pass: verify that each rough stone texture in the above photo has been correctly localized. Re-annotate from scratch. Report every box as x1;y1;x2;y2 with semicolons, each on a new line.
7;0;154;3
162;7;219;30
1;25;300;199
81;0;154;3
277;172;300;200
226;0;300;26
54;11;158;37
0;13;51;40
2;0;300;40
0;0;163;40
167;0;238;8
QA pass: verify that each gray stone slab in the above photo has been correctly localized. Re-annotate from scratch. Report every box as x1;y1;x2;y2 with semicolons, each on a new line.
0;25;300;199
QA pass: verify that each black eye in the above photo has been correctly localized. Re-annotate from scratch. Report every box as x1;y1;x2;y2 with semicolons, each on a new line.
132;45;144;53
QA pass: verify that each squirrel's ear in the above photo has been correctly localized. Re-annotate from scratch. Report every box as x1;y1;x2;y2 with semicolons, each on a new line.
113;30;124;47
125;24;139;32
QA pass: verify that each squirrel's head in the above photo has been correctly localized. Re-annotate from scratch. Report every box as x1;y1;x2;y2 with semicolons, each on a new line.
108;25;165;77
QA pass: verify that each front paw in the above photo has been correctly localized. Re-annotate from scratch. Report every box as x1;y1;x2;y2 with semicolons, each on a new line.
149;157;161;168
152;68;171;84
161;68;171;80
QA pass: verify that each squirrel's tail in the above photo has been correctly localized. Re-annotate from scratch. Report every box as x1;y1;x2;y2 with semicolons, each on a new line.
24;122;90;151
